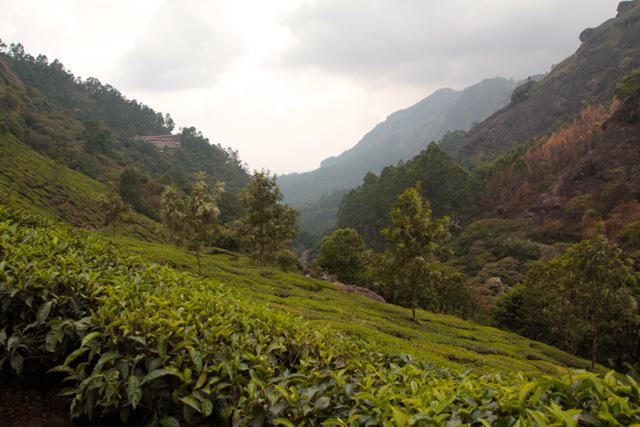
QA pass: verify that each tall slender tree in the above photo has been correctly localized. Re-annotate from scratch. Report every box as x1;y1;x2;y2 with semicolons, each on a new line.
161;172;224;274
100;190;128;238
239;171;297;265
382;185;450;321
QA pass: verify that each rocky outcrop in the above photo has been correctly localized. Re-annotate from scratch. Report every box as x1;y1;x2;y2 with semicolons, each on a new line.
510;80;535;104
334;282;386;303
618;1;636;16
607;92;640;125
459;1;640;165
579;28;595;42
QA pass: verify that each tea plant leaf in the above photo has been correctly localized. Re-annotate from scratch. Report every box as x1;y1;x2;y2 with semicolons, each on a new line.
127;375;142;409
179;394;201;413
36;300;53;324
140;368;173;385
81;331;102;347
160;416;181;427
63;347;88;366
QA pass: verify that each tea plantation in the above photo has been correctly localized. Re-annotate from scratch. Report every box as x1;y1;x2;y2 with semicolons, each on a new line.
2;206;640;425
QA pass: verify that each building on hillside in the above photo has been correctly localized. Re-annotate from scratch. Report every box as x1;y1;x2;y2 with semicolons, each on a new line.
134;135;181;153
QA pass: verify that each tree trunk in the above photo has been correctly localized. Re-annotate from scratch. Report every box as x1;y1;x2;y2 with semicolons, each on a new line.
591;335;598;369
411;285;417;322
259;242;265;265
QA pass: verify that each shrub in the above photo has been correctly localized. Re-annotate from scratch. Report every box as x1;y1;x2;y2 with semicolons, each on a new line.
275;249;303;272
3;205;640;426
615;67;640;99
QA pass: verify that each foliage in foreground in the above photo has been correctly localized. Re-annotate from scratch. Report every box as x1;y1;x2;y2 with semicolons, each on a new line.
2;206;640;426
495;231;640;371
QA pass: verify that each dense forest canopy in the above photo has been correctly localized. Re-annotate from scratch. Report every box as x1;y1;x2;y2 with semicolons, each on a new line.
0;41;249;219
338;143;479;249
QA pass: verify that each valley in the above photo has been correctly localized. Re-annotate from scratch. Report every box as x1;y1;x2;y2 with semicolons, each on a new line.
2;1;640;425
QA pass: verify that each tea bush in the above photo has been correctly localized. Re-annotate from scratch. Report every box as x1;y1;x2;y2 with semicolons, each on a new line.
2;205;640;425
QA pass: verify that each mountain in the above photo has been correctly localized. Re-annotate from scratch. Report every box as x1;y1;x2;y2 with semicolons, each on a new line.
339;143;480;248
481;76;640;243
0;44;249;223
279;77;518;207
458;0;640;165
338;1;640;248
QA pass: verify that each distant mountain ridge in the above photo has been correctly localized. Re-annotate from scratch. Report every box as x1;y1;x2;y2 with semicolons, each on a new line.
279;77;518;207
458;0;640;165
338;1;640;249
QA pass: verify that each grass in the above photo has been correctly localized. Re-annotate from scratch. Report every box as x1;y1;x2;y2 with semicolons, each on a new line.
117;235;592;374
0;132;591;374
0;132;159;240
3;209;634;425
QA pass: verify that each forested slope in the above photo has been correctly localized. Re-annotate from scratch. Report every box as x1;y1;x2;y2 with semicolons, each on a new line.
279;78;516;207
339;144;479;248
0;46;249;219
458;0;640;164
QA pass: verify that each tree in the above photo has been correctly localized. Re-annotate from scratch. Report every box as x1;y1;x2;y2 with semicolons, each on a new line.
381;186;450;321
161;172;224;274
316;228;366;284
275;250;303;272
239;171;298;265
504;231;639;369
164;113;175;132
83;120;115;154
9;43;24;59
99;190;128;238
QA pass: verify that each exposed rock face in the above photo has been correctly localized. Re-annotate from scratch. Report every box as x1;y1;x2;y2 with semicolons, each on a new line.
618;1;636;16
510;80;535;104
334;282;386;304
579;28;595;42
607;92;640;124
487;91;640;226
459;1;640;165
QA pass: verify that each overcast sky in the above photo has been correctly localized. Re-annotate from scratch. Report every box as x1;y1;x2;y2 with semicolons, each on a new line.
0;0;620;173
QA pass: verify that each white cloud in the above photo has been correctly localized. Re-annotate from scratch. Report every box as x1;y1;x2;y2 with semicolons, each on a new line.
0;0;623;173
282;0;620;86
117;2;243;91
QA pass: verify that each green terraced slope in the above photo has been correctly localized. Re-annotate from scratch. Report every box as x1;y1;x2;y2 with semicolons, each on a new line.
0;132;159;240
119;236;591;374
0;132;590;374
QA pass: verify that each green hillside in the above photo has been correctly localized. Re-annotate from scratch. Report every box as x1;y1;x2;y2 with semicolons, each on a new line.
4;206;640;426
0;51;249;219
118;235;588;374
0;120;589;375
0;132;159;240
